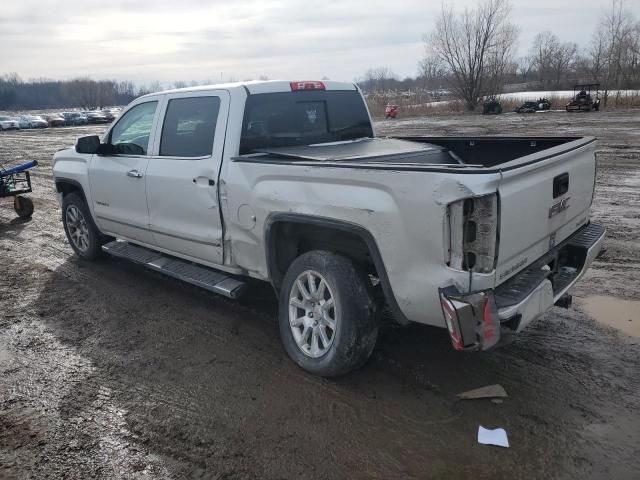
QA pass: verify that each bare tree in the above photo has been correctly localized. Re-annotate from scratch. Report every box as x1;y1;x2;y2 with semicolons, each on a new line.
528;31;578;88
530;31;559;87
418;55;446;90
360;67;398;93
592;0;640;105
551;42;578;88
515;56;535;83
63;78;115;109
424;0;517;109
2;72;22;86
589;30;608;81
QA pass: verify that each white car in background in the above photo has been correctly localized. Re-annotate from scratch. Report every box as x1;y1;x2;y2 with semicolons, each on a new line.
0;116;20;131
18;115;48;129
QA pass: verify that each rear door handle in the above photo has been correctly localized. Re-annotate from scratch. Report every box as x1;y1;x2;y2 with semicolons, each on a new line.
192;177;215;186
127;170;143;178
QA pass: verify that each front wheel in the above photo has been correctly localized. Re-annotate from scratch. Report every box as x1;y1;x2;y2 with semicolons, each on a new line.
278;251;379;376
61;192;107;260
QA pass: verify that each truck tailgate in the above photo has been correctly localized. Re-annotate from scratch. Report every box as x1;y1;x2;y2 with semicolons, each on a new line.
495;139;596;284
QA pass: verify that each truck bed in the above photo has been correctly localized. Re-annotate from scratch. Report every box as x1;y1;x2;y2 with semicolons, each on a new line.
234;136;594;172
398;136;585;168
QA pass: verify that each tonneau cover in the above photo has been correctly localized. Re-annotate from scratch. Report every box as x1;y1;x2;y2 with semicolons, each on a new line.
254;138;455;164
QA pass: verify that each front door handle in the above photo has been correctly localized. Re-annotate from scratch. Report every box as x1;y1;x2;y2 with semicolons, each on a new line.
127;169;143;178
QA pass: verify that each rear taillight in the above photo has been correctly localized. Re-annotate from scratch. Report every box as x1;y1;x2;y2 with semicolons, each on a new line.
441;296;465;350
439;288;501;351
447;193;498;273
290;81;325;91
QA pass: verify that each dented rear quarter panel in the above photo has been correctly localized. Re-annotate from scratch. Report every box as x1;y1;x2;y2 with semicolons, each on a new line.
222;160;502;327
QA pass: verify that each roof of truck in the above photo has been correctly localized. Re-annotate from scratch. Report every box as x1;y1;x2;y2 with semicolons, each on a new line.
144;80;358;98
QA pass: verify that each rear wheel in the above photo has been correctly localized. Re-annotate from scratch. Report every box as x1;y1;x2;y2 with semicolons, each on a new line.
62;192;107;260
13;195;34;218
278;250;379;376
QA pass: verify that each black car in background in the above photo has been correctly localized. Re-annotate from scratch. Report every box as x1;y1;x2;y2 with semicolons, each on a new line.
62;112;88;126
84;111;109;124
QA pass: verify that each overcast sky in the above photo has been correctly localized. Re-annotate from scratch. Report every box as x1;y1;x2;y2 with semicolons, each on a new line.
1;0;637;85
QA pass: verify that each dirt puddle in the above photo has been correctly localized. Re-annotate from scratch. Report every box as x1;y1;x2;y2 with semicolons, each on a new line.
581;296;640;337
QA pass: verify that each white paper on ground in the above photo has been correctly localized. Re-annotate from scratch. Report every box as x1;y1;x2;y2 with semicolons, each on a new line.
477;426;509;448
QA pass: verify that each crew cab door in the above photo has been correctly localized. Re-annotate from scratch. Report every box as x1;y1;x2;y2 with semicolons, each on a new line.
145;90;229;265
89;100;160;245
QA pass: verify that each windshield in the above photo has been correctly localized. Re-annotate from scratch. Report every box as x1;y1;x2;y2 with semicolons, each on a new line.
239;90;373;155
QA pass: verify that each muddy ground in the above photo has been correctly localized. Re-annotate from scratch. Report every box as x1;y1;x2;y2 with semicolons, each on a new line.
0;110;638;480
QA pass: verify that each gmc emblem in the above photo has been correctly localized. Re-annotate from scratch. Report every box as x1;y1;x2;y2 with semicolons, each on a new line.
549;197;570;218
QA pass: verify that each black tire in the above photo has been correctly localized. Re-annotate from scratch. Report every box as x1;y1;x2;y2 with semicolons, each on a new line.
61;192;107;260
278;250;379;376
13;195;34;218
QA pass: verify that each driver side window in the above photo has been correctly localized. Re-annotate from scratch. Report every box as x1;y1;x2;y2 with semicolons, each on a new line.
109;101;158;155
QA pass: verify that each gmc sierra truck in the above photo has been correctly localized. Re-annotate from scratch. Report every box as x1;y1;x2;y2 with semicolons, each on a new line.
52;80;605;376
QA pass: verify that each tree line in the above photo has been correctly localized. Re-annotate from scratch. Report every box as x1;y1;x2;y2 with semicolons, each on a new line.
358;0;640;110
0;74;150;110
0;74;270;111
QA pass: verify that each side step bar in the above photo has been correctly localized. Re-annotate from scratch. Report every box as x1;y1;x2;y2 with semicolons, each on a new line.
102;241;246;299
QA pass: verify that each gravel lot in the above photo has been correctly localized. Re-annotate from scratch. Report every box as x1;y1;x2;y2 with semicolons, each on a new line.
1;110;639;479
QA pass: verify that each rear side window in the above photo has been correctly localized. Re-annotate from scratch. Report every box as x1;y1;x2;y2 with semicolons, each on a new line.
160;96;220;157
239;90;373;154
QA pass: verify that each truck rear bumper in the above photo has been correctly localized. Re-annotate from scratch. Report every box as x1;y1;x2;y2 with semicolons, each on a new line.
439;222;605;351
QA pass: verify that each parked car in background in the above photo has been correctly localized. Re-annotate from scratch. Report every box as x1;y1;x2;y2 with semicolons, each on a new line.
18;115;48;129
84;111;109;124
43;113;66;127
0;116;21;131
100;109;118;122
62;112;88;126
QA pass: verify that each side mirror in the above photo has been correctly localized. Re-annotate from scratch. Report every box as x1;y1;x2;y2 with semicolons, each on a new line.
75;135;100;154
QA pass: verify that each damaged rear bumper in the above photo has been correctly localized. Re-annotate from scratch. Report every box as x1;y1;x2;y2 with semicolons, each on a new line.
439;222;606;351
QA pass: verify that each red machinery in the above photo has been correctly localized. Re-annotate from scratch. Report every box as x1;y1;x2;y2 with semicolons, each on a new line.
385;104;399;119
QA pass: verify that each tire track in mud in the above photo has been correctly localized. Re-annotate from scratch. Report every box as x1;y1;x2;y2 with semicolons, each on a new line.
1;175;465;442
1;210;468;479
0;285;173;479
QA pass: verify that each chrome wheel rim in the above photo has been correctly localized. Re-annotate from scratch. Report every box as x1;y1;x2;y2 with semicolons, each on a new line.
289;270;337;358
65;205;90;252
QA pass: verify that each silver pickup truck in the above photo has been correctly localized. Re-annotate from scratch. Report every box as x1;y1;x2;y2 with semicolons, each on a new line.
52;80;605;376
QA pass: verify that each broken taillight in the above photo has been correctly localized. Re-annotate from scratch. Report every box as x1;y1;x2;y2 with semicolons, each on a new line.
480;297;498;344
439;288;501;351
447;193;498;273
290;81;325;91
441;296;465;350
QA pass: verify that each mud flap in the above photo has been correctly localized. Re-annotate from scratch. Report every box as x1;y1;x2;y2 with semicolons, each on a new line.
439;287;501;351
